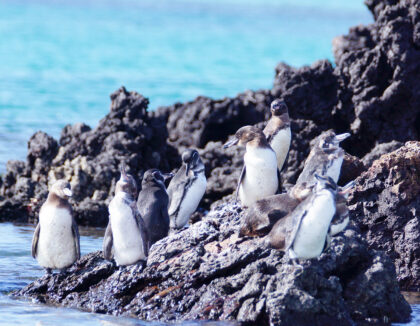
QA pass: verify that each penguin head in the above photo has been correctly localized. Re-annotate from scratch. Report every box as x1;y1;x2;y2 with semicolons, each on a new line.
182;149;202;175
270;99;288;117
319;131;350;150
223;126;265;148
116;164;138;198
50;180;72;199
290;182;313;201
142;169;172;189
314;174;338;193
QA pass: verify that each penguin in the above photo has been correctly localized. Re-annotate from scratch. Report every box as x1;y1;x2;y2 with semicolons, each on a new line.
167;149;206;230
31;180;80;274
137;169;173;246
223;125;278;207
239;182;312;237
103;166;148;266
295;131;350;188
263;99;291;172
285;174;338;260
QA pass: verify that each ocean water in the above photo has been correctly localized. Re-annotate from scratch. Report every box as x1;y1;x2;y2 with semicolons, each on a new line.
0;0;372;172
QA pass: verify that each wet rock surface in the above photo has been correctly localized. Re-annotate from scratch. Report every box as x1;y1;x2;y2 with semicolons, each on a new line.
14;201;411;325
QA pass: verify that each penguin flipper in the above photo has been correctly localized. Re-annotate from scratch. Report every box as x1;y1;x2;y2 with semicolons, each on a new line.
131;202;149;257
236;166;246;202
285;209;307;252
138;214;149;257
103;222;113;261
31;223;40;259
71;216;81;260
276;169;283;194
167;178;189;217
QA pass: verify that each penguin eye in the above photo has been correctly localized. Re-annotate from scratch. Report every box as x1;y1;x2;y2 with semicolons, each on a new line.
153;171;163;181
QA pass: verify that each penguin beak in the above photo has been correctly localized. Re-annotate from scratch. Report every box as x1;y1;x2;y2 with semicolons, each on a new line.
120;163;128;181
63;188;72;197
335;133;351;142
223;138;238;149
163;172;174;181
339;180;355;195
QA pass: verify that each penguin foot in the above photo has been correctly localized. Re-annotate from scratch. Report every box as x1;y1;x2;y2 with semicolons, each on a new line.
45;268;52;275
59;268;67;275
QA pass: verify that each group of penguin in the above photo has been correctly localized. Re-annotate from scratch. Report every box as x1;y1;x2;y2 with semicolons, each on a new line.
31;99;353;274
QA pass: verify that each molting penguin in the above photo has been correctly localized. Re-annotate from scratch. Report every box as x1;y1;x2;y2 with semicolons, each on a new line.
240;183;312;237
103;166;148;266
224;125;278;207
167;149;206;230
285;174;338;260
32;180;80;274
263;99;291;172
137;169;173;246
295;131;350;188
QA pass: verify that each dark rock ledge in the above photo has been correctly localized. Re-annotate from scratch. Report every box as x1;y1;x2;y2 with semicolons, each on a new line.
14;200;411;325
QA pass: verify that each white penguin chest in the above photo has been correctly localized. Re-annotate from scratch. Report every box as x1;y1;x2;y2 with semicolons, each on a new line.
240;147;278;206
270;128;291;170
326;156;344;183
37;206;76;269
172;173;207;228
292;191;336;259
109;196;146;266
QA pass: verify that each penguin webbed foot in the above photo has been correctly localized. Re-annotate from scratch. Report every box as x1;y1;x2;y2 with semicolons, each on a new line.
45;268;52;276
59;268;68;275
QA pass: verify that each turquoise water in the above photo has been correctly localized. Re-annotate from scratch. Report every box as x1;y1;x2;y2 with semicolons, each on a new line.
0;0;372;171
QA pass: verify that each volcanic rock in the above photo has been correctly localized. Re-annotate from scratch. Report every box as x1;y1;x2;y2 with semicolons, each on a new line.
349;141;420;291
14;201;411;325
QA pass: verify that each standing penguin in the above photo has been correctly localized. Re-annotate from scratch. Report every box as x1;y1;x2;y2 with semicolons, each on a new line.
103;166;148;266
167;149;206;230
137;169;173;246
32;180;80;274
224;125;278;207
285;174;338;260
295;131;350;188
263;99;291;172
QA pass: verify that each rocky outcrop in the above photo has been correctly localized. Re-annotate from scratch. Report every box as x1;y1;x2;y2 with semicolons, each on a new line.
349;141;420;291
333;0;420;157
0;87;178;226
14;201;411;325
